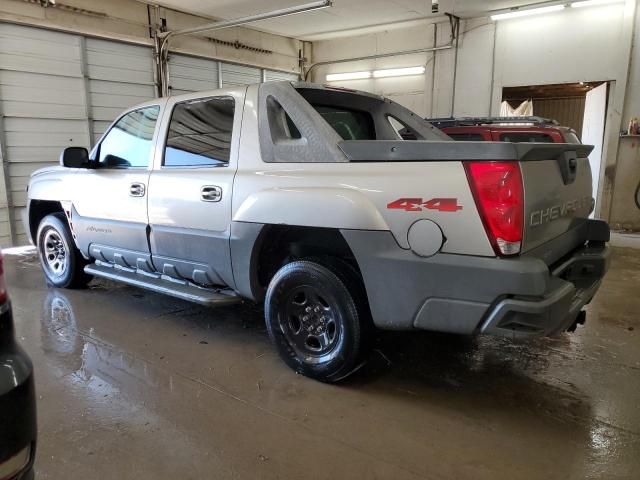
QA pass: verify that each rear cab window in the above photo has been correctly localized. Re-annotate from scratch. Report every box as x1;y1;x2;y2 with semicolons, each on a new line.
312;105;375;140
259;83;452;164
294;87;447;142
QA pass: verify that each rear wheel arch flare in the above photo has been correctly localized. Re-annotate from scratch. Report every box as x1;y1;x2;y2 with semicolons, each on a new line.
251;224;362;300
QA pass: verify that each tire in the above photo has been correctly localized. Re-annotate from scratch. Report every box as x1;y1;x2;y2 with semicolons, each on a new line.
265;258;372;383
36;213;91;288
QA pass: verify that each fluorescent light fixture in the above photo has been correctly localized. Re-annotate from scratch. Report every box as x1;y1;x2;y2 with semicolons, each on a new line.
326;71;371;81
373;66;426;78
571;0;624;8
326;66;426;82
491;4;565;20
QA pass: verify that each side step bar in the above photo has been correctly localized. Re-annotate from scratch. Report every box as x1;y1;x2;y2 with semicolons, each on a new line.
85;263;241;307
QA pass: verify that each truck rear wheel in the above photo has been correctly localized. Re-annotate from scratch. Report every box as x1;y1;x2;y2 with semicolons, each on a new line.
36;213;91;289
264;259;371;383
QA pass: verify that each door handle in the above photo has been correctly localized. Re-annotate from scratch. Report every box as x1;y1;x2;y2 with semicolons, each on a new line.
130;182;146;197
201;185;222;202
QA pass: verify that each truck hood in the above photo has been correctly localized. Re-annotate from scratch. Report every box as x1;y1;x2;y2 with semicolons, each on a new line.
31;165;66;178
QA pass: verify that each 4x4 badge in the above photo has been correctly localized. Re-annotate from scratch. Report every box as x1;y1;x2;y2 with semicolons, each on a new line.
387;197;463;212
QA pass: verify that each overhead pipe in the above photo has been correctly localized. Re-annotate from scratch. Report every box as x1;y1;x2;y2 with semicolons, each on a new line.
303;14;460;81
156;0;333;96
449;14;461;116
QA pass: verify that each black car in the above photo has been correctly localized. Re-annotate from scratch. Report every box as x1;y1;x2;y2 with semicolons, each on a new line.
0;252;36;480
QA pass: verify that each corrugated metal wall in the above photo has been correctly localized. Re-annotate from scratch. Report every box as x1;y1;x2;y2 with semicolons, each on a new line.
532;97;586;137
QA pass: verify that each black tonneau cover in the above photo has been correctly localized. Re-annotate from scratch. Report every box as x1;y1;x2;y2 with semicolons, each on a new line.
338;140;594;162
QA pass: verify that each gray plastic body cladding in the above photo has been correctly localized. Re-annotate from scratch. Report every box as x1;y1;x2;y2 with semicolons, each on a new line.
340;230;549;333
414;298;491;333
149;225;234;288
481;245;609;338
258;83;346;164
71;205;150;268
229;221;265;301
338;140;593;162
257;82;449;165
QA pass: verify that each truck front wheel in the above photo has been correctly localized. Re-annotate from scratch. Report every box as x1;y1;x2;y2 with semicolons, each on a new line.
36;213;91;289
264;259;371;383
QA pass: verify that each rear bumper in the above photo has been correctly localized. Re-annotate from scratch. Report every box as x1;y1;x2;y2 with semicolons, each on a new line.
341;224;609;338
480;244;609;338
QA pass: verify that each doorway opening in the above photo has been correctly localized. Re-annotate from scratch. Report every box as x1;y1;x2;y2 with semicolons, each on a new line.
502;81;610;210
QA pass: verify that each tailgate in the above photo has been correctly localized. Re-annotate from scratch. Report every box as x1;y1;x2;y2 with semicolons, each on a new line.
518;143;594;254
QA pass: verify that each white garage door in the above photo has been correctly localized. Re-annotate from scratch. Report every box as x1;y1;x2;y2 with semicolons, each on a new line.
264;69;299;82
167;54;220;96
167;57;299;95
85;38;156;143
0;23;155;246
0;23;87;245
221;62;261;87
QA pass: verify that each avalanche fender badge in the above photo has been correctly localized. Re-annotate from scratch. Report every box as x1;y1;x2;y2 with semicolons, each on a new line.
387;198;463;212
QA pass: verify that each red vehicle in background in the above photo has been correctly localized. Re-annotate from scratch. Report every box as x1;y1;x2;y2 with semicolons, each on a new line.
404;116;582;144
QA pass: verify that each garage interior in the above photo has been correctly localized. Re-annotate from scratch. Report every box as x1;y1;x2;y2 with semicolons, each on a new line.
502;82;606;136
0;0;639;479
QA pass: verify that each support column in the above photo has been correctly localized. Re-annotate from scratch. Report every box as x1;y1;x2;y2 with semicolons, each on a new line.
598;0;637;220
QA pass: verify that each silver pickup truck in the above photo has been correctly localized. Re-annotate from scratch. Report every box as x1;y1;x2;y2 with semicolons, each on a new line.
25;82;610;382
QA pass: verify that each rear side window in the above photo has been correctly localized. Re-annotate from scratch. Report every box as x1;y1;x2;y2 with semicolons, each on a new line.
398;129;417;140
266;96;302;141
388;115;420;140
164;96;235;167
312;105;375;140
447;133;485;141
499;132;554;143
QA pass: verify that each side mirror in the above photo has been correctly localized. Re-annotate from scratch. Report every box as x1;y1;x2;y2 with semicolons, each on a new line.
60;147;90;168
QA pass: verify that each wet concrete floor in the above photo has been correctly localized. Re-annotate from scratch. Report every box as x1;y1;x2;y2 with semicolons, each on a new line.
6;244;640;480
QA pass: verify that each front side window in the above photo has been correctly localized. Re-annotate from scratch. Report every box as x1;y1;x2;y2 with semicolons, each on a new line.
164;96;235;167
98;106;159;168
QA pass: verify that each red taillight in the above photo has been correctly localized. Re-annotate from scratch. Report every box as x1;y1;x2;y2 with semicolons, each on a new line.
0;251;6;304
464;161;523;256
